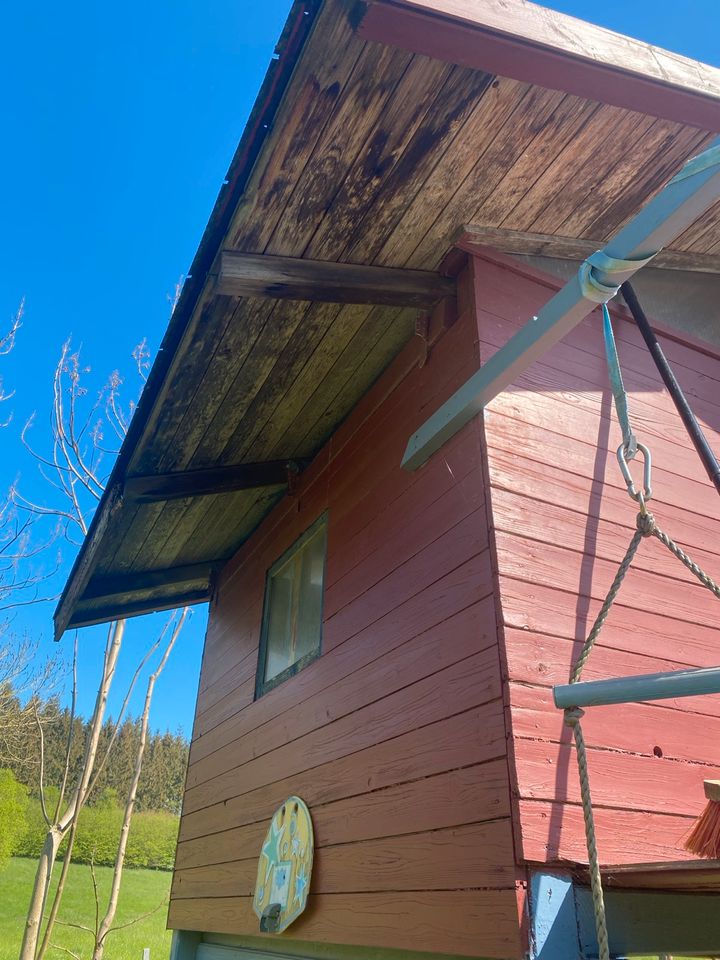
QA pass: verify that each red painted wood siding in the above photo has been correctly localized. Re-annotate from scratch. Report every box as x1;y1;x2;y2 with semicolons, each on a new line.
474;251;720;868
170;266;524;960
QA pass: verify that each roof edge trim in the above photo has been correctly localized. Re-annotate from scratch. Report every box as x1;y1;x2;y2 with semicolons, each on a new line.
357;0;720;132
53;0;323;639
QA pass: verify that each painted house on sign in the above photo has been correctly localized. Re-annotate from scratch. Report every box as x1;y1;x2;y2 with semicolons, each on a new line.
56;1;720;957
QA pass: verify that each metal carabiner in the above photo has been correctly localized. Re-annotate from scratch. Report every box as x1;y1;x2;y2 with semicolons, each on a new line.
617;441;652;508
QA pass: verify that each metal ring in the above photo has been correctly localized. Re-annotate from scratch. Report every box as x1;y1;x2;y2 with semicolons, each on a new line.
617;441;652;503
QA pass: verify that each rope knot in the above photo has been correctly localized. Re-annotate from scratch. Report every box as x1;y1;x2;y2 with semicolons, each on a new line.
564;706;585;728
636;510;656;537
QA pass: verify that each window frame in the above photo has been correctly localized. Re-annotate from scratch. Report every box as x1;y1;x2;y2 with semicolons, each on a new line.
254;512;328;699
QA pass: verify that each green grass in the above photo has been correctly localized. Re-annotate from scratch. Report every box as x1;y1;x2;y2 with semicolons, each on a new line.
0;857;173;960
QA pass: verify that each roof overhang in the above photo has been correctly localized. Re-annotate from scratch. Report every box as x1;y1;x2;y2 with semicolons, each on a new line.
55;0;720;637
357;0;720;131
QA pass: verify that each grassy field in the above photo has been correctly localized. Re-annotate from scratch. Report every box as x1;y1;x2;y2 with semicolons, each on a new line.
0;857;173;960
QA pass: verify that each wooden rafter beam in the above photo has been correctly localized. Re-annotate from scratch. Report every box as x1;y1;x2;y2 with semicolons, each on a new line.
83;562;218;605
67;589;213;631
215;251;455;307
458;225;720;273
123;459;309;504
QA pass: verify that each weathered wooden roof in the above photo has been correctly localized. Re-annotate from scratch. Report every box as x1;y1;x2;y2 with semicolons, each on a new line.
55;0;720;636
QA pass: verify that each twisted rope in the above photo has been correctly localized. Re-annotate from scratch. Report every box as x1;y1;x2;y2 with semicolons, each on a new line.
565;507;720;960
565;707;609;960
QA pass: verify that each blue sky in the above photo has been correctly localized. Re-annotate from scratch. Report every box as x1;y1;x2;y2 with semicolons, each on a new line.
1;0;717;736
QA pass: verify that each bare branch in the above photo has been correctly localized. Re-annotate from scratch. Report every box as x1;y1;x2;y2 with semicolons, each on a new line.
105;896;168;935
49;943;82;960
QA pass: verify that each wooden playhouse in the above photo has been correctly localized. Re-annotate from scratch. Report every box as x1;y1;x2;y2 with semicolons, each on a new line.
56;1;720;957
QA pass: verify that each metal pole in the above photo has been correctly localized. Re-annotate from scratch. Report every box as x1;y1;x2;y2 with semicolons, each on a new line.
554;664;720;709
402;140;720;471
621;281;720;495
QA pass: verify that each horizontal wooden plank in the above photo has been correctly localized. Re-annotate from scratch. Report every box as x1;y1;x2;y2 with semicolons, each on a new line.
490;487;720;588
484;410;720;529
502;627;720;719
459;225;720;273
191;594;496;769
178;703;506;843
324;532;492;652
183;645;501;812
514;736;713;817
369;0;720;98
509;681;720;767
176;761;511;869
167;890;524;958
196;547;494;742
493;529;720;632
487;445;720;561
499;577;720;674
187;601;498;786
473;255;720;391
324;469;486;620
215;251;455;307
517;800;696;865
172;821;518;899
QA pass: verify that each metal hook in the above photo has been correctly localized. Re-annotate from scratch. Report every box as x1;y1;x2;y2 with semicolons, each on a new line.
617;441;652;505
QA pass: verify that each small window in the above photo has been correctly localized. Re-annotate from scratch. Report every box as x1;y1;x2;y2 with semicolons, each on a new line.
256;514;327;697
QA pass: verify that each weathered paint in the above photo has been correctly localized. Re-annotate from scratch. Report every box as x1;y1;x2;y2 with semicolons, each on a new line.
474;250;720;868
170;265;524;959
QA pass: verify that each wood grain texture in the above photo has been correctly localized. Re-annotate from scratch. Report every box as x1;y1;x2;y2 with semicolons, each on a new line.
172;821;518;899
175;761;511;869
358;0;720;130
179;703;507;844
168;890;524;958
215;251;455;306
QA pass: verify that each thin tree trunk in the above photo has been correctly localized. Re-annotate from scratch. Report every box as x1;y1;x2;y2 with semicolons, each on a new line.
19;619;125;960
18;828;62;960
92;611;186;960
34;821;78;960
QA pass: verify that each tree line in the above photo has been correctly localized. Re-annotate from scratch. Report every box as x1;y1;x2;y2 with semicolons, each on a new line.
1;684;189;814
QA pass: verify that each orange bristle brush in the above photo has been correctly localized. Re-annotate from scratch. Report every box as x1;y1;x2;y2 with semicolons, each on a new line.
685;780;720;859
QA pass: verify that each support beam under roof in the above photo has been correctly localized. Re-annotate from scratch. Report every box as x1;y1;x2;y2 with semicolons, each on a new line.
83;562;218;604
458;225;720;274
215;251;456;307
123;459;308;504
67;589;213;631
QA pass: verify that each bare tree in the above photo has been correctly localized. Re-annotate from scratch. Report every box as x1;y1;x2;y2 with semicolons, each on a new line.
93;609;186;960
14;337;189;960
0;300;23;425
0;300;60;765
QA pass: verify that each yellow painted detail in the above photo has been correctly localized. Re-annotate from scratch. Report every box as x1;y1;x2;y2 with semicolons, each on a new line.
253;796;314;933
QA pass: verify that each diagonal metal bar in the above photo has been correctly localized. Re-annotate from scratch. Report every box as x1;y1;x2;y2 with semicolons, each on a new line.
402;140;720;470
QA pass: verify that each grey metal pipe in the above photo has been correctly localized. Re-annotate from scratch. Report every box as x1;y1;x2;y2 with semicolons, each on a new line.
553;665;720;708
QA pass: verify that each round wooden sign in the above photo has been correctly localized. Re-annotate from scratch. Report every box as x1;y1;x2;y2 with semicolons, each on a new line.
253;796;314;933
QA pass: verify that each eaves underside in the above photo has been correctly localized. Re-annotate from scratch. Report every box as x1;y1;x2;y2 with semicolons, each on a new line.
55;0;720;636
